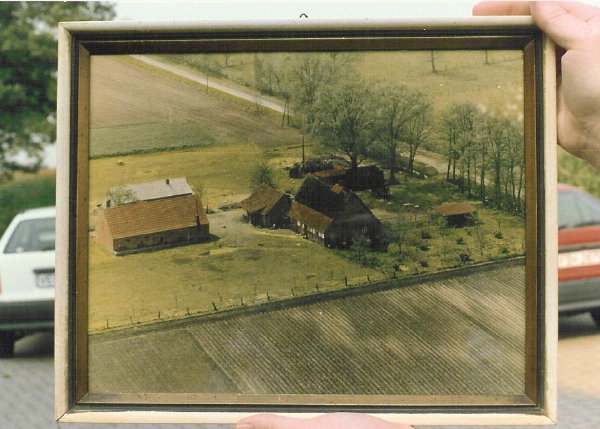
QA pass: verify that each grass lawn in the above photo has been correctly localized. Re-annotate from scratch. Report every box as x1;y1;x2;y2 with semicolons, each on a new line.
87;208;379;331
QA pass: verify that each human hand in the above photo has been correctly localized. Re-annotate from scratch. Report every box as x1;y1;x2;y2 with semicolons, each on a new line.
236;413;414;429
474;1;600;170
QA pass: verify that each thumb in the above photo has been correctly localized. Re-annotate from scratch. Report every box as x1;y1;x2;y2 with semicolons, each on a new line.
530;2;595;50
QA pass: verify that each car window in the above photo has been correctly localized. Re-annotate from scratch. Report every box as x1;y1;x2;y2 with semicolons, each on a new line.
3;217;56;253
559;190;600;229
575;191;600;226
558;191;582;229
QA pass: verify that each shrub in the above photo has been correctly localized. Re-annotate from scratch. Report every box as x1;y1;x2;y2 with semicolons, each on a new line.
459;253;472;263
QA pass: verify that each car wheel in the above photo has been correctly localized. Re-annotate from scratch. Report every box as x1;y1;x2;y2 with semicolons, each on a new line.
0;332;16;358
591;309;600;329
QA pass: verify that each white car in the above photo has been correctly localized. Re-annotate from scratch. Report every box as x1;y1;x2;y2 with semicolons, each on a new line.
0;207;55;357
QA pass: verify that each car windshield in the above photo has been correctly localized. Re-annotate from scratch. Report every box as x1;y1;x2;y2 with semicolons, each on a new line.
3;217;55;253
558;190;600;229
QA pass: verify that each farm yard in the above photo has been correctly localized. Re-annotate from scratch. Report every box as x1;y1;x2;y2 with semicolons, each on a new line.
87;53;527;337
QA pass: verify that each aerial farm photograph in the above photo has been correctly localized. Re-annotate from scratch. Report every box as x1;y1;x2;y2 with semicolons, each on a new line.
86;49;529;399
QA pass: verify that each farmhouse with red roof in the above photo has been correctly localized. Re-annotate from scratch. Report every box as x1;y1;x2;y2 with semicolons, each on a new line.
95;178;210;254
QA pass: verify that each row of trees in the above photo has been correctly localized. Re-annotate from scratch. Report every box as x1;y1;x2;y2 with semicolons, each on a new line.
273;54;525;212
440;104;525;211
256;53;434;187
180;51;526;212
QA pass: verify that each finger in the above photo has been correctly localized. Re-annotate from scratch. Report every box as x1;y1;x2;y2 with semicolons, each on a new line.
472;1;531;16
556;1;600;24
237;413;312;429
530;1;593;50
313;413;415;429
237;413;415;429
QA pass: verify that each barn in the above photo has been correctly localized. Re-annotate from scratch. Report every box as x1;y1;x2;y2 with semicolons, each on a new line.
95;178;210;254
240;184;291;228
290;175;380;247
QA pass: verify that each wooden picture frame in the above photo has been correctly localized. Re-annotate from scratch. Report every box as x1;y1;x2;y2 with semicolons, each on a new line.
55;17;557;425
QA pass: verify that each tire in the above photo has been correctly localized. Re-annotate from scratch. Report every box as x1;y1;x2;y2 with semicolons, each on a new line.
0;332;15;358
591;309;600;329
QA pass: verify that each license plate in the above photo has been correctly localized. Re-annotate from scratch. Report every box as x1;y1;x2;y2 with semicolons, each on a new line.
35;271;55;288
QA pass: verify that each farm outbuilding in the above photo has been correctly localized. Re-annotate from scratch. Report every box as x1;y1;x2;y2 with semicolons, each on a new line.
95;177;210;254
434;202;477;227
290;175;381;247
240;184;291;228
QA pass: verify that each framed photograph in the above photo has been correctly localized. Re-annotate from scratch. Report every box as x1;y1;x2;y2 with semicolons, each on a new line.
55;17;558;425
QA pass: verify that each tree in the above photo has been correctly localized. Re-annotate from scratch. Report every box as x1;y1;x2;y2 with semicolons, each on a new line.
0;2;115;180
404;96;432;176
106;186;138;207
250;162;277;190
311;81;377;188
439;103;482;191
374;85;422;184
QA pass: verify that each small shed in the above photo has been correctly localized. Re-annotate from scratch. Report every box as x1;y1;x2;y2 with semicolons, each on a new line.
434;202;477;227
95;194;210;254
240;184;291;228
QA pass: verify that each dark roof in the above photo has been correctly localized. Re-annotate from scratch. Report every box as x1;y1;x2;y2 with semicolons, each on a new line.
294;175;379;224
433;202;477;217
289;201;333;233
101;194;208;239
240;184;286;215
294;175;345;217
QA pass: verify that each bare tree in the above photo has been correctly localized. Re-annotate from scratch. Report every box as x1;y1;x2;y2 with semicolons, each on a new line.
375;85;422;184
311;80;377;187
404;97;433;176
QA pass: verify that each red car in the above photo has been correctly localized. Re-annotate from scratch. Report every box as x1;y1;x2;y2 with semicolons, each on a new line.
558;183;600;327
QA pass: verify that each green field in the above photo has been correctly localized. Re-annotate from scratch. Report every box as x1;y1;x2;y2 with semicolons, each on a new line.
166;50;523;119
